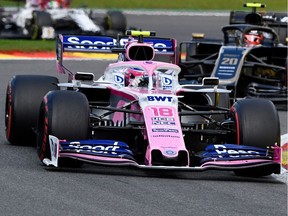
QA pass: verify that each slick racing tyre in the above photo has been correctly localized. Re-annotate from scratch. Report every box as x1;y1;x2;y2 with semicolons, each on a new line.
230;99;280;177
103;10;126;34
37;91;90;166
28;11;53;40
5;75;59;146
231;99;280;148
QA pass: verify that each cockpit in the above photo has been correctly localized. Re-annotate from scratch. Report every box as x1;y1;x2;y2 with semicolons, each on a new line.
101;61;181;90
222;25;279;46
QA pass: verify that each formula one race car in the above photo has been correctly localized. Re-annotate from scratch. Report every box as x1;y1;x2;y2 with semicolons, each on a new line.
5;31;282;177
229;2;287;44
178;24;287;110
0;3;127;39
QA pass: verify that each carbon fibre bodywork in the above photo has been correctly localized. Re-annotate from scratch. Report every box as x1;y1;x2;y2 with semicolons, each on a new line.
178;24;287;110
229;2;287;44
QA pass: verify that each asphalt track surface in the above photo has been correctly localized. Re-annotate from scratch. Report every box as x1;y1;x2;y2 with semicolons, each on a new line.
0;13;287;216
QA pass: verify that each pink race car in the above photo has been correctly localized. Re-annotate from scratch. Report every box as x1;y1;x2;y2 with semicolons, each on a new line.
5;31;281;177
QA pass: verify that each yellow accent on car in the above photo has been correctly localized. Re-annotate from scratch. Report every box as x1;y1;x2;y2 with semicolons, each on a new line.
126;30;156;37
244;3;266;8
192;33;205;39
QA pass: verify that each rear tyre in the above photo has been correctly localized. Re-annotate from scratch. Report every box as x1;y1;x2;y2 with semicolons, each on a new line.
5;75;59;146
28;11;53;40
37;91;90;167
230;99;280;176
103;10;126;34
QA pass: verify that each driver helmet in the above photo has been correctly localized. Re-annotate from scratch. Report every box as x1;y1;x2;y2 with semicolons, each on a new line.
244;30;263;46
124;68;146;86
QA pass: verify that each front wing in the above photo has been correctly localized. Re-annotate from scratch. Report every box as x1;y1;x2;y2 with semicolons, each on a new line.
43;136;281;173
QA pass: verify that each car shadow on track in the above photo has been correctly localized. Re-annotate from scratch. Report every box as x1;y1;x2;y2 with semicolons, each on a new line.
44;163;285;184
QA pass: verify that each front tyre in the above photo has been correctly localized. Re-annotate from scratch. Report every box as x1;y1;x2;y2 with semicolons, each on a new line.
5;75;59;146
230;99;280;177
231;99;280;148
37;91;90;166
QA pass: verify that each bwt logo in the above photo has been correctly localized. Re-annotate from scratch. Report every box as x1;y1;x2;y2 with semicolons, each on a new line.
114;75;124;84
147;96;173;102
162;77;172;85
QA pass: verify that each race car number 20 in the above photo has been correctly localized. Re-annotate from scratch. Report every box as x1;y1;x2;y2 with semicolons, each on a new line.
221;57;238;65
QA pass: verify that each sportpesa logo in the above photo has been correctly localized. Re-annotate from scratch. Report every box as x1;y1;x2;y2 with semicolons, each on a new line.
64;36;169;52
68;141;120;154
66;36;115;50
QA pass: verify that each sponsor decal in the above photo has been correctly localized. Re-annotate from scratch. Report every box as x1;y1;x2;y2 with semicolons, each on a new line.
152;134;180;138
165;150;177;156
66;36;115;50
151;43;168;52
68;141;120;155
152;116;175;125
161;76;173;90
152;128;179;133
213;144;261;158
162;76;172;85
215;47;245;79
152;121;176;125
152;117;175;121
114;74;124;85
64;36;170;52
147;96;173;102
151;125;177;130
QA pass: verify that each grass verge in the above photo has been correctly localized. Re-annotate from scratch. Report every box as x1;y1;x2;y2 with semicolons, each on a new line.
0;39;55;52
0;0;286;52
1;0;286;11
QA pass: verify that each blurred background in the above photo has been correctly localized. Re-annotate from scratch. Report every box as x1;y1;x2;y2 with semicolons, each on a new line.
1;0;287;11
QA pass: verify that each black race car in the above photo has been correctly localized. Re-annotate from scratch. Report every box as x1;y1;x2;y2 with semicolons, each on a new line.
0;5;127;39
178;24;287;110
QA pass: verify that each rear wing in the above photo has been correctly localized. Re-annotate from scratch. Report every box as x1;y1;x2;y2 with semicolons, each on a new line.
230;11;288;25
56;32;178;74
230;2;287;26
